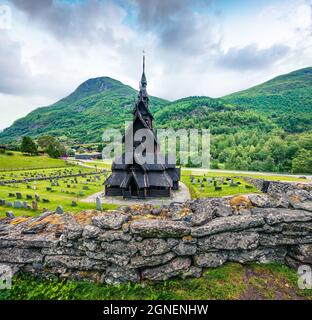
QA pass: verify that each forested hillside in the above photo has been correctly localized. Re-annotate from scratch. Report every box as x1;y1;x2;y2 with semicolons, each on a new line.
0;68;311;173
222;67;312;133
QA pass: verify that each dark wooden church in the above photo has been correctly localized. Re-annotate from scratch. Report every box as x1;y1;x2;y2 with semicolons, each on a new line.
104;56;180;198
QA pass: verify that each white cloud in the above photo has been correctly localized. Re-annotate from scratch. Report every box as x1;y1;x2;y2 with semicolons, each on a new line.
0;0;311;129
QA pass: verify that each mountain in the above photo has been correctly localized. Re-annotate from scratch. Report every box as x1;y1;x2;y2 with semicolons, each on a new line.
222;67;312;133
0;77;168;143
0;67;311;173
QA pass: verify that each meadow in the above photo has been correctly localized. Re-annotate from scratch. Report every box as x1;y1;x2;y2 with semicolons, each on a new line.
0;152;69;171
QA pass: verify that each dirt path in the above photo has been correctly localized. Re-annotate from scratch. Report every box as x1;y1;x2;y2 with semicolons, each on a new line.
81;182;191;205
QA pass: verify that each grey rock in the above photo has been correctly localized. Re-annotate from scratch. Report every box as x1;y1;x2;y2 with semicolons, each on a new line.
98;230;132;242
198;232;259;251
191;215;264;237
173;241;197;256
228;247;287;264
214;204;233;217
45;255;107;271
265;209;312;225
188;198;214;225
105;265;139;285
248;194;270;207
137;238;171;256
63;224;83;240
82;225;101;239
287;244;312;264
290;201;312;212
85;251;130;267
141;257;192;281
81;240;99;252
92;211;129;230
0;248;43;263
101;241;138;256
194;252;228;267
130;219;190;238
131;252;176;268
181;266;202;279
260;233;312;246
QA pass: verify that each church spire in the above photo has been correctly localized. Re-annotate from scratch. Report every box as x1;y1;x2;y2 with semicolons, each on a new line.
140;51;147;89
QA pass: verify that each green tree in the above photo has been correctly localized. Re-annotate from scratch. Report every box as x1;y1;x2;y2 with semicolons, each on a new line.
37;135;57;149
37;135;66;158
20;136;38;155
292;149;312;173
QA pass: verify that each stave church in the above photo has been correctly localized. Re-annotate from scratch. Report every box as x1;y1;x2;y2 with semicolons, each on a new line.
104;55;180;198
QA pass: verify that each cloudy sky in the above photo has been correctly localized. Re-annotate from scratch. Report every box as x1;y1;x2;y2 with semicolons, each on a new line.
0;0;311;130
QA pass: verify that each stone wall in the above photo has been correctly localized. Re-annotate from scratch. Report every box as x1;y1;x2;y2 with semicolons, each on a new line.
0;182;312;284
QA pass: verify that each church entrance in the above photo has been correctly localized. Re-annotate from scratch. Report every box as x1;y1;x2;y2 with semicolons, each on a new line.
129;176;138;197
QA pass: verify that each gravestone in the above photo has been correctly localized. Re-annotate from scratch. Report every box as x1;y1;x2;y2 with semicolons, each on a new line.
16;192;22;199
71;200;78;207
35;194;40;202
32;201;38;211
79;191;84;196
83;186;89;190
7;202;12;207
96;196;103;211
13;201;23;209
46;187;52;192
23;202;29;209
6;211;15;219
0;199;5;206
55;206;64;214
26;195;33;200
42;198;50;203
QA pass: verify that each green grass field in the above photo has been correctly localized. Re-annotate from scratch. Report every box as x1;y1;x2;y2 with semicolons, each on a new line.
0;152;69;171
0;263;311;300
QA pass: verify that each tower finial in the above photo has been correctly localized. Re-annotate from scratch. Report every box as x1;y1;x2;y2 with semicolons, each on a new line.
140;50;147;88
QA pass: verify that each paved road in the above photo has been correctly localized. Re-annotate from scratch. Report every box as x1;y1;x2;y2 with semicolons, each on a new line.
71;159;311;180
184;167;311;179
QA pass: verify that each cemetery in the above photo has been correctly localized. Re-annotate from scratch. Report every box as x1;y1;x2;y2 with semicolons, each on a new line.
181;174;259;199
0;166;117;217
